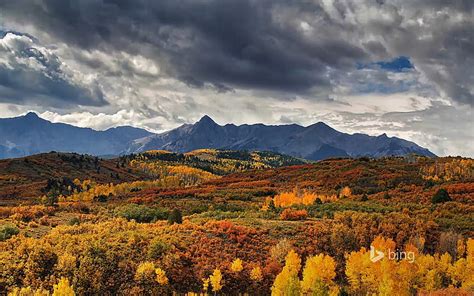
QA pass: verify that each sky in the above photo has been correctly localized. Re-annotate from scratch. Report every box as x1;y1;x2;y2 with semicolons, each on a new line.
0;0;472;157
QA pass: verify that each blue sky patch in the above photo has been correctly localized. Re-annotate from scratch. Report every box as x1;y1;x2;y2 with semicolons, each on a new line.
357;56;414;72
376;56;413;71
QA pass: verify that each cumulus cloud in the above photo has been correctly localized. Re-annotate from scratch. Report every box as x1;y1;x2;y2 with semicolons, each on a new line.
39;110;151;131
0;32;107;107
334;104;474;157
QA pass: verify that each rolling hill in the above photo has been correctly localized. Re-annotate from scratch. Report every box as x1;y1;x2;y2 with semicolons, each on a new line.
0;152;150;203
128;149;307;176
0;149;305;202
128;155;474;209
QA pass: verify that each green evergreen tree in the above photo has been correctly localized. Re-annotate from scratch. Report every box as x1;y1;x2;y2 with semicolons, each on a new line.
167;209;183;225
432;188;451;204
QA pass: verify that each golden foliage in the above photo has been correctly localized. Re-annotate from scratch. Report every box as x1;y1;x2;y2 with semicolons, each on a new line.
52;278;75;296
56;253;76;276
273;188;337;208
339;186;352;198
155;268;169;286
2;216;473;295
184;149;218;156
8;287;50;296
301;254;337;295
135;261;168;287
230;258;244;272
166;165;216;186
421;158;474;181
345;237;474;296
202;278;210;292
64;175;200;201
450;238;474;290
7;278;75;296
209;269;223;292
135;261;157;282
271;250;301;296
144;150;172;155
284;250;301;274
130;159;217;184
270;239;293;264
250;266;263;282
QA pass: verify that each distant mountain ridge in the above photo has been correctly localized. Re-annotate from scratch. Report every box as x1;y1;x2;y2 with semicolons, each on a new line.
128;115;436;160
0;113;436;160
0;112;152;159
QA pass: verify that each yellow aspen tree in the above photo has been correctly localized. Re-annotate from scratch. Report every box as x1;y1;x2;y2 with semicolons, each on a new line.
56;253;77;276
451;238;474;290
372;236;396;254
250;266;263;282
285;250;301;273
52;278;75;296
456;238;466;259
135;262;156;282
391;244;418;294
8;287;50;296
369;256;398;295
463;238;474;289
340;186;352;198
345;237;465;295
301;254;337;295
202;278;210;293
345;248;374;295
345;236;397;295
415;253;438;291
271;250;301;296
209;269;223;292
230;258;244;272
155;268;169;285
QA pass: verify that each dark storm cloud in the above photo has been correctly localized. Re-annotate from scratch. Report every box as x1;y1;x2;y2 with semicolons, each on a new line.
388;1;474;105
0;32;107;107
0;0;367;94
0;0;472;106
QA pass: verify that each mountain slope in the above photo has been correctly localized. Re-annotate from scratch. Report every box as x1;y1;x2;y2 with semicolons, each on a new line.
0;149;305;202
0;112;152;159
0;152;150;202
129;149;307;176
128;116;436;160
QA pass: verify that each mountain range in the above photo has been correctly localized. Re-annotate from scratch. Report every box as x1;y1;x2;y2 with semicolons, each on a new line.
0;112;152;159
0;112;436;160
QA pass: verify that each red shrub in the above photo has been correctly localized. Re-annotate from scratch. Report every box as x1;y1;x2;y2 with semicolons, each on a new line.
279;208;308;221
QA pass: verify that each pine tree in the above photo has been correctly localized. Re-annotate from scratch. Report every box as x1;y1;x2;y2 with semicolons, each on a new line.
432;188;452;204
167;209;183;225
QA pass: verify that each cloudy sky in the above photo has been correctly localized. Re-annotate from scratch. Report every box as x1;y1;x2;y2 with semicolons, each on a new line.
0;0;472;156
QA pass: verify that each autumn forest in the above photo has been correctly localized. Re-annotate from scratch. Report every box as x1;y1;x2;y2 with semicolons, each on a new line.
0;149;473;295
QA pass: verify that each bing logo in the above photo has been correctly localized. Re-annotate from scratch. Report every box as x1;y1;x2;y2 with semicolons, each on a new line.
370;246;415;263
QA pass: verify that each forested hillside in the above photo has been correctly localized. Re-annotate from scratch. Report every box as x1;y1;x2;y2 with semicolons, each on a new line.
0;153;473;295
0;149;305;203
